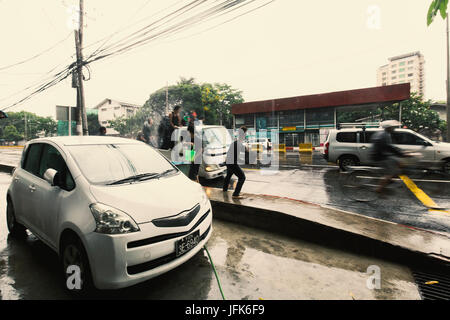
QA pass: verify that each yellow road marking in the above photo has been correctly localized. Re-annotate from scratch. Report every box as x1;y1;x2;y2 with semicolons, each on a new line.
399;175;449;214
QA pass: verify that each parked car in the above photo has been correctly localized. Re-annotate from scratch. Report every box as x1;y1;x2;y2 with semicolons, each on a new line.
323;127;450;173
162;125;232;180
245;138;272;150
6;136;212;291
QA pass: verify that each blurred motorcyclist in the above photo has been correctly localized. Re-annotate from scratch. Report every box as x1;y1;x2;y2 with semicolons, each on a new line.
370;120;411;194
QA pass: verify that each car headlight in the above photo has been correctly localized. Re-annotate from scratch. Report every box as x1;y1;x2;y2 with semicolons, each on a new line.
89;203;140;234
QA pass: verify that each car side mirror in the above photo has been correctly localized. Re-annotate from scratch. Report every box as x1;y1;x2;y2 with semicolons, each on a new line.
44;168;59;187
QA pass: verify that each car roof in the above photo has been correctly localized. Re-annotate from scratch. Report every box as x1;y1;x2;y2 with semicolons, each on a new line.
28;136;141;147
332;128;412;133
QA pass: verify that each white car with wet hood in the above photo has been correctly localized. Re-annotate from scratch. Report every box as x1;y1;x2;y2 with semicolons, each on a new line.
6;136;212;291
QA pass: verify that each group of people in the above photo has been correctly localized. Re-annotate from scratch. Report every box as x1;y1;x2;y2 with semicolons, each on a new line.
135;105;248;198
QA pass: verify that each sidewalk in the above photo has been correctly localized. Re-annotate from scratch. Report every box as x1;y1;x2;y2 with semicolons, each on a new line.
205;187;450;265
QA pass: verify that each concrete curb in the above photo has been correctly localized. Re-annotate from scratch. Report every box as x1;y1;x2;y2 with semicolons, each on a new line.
205;187;450;268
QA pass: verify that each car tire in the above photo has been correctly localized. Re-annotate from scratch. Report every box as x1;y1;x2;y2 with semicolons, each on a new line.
60;234;94;296
6;200;27;238
443;160;450;175
339;156;359;171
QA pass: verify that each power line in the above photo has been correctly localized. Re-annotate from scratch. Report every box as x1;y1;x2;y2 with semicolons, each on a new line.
2;0;273;112
0;32;72;72
85;0;269;64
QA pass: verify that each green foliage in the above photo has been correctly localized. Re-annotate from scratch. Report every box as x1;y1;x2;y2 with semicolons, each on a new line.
3;125;23;142
337;94;446;138
427;0;448;26
0;111;57;141
109;77;244;137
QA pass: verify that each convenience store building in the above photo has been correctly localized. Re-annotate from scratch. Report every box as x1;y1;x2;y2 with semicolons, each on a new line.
231;84;411;147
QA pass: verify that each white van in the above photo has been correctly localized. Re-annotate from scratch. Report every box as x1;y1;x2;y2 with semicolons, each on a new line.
160;125;232;179
323;127;450;173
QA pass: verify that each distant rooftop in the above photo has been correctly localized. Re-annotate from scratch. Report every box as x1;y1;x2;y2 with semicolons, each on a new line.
389;51;423;62
93;98;142;110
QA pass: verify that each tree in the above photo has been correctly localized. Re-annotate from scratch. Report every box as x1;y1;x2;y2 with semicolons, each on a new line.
337;94;447;139
3;125;23;142
427;0;450;141
109;78;244;137
427;0;448;25
0;111;57;140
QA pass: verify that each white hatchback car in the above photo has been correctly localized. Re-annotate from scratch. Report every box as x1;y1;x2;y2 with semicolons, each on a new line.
6;136;212;291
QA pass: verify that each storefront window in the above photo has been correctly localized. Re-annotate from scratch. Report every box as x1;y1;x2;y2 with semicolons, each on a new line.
279;110;304;127
306;107;334;126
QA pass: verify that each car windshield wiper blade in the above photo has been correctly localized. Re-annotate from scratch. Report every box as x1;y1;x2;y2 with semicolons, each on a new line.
107;173;159;185
143;168;178;180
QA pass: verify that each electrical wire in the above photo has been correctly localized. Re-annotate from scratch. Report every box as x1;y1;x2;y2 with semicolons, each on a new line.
2;0;273;112
84;0;271;65
0;32;72;72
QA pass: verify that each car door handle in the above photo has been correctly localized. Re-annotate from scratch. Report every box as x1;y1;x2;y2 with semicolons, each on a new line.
14;177;20;182
359;146;367;150
28;185;36;192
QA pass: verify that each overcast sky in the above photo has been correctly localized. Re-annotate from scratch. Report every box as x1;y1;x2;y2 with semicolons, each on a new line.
0;0;447;118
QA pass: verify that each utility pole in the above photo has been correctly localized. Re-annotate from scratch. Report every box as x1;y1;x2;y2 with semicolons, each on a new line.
74;0;88;136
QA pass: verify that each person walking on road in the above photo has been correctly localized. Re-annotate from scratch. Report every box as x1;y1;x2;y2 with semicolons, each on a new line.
223;126;249;199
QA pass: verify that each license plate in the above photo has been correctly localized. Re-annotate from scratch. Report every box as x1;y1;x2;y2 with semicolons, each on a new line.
175;230;200;257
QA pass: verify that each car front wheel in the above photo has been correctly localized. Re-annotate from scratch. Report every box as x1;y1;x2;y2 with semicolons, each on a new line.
61;235;94;295
6;200;27;238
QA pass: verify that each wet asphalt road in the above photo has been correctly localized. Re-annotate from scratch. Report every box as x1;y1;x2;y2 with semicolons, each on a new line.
202;152;450;235
0;171;420;300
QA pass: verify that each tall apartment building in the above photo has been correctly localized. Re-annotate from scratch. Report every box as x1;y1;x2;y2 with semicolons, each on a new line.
377;51;425;97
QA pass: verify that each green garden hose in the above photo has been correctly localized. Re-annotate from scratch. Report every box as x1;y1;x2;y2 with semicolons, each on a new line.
204;245;226;300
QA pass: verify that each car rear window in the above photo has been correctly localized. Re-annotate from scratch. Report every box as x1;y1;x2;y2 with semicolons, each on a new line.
336;132;357;143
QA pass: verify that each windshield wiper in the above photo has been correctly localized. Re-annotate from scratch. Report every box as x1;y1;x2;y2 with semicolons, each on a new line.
143;168;178;180
107;173;159;185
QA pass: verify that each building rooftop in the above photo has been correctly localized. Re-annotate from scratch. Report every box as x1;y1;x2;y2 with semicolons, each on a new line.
389;51;423;62
93;98;142;110
232;84;411;115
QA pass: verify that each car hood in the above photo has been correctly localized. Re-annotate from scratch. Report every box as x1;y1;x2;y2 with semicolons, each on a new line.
89;173;203;224
435;142;450;151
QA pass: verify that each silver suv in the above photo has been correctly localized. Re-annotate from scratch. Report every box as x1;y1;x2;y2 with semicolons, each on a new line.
323;127;450;173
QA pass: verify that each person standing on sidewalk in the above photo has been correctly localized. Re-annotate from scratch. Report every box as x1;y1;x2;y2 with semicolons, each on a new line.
142;117;156;146
187;122;202;183
223;126;248;199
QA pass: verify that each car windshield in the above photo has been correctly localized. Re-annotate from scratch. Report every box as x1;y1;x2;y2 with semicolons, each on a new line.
67;143;177;185
202;127;232;147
